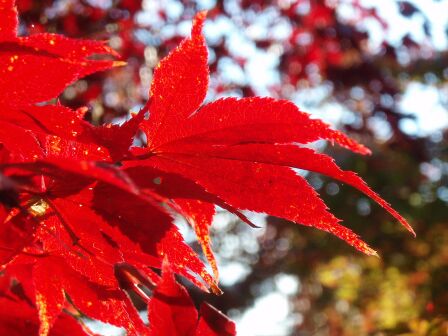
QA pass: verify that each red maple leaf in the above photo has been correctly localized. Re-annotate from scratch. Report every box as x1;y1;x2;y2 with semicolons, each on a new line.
128;11;414;265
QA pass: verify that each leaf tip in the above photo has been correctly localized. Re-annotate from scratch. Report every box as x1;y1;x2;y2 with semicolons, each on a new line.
112;61;127;68
210;282;223;296
369;249;380;258
356;240;379;257
192;11;207;36
398;216;415;237
360;146;372;156
345;139;372;156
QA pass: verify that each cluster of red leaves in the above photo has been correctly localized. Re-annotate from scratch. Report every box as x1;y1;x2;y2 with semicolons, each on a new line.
0;1;413;335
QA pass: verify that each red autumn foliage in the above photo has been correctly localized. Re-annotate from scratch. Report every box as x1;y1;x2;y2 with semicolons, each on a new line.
0;1;413;335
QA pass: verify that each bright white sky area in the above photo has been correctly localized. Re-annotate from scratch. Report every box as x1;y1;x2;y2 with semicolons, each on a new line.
199;0;448;140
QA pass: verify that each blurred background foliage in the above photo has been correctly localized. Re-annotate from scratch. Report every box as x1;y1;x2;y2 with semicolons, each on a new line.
16;0;447;335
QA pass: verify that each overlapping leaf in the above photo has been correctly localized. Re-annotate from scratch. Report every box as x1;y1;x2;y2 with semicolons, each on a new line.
0;297;89;336
0;0;122;108
33;257;148;336
148;261;236;336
